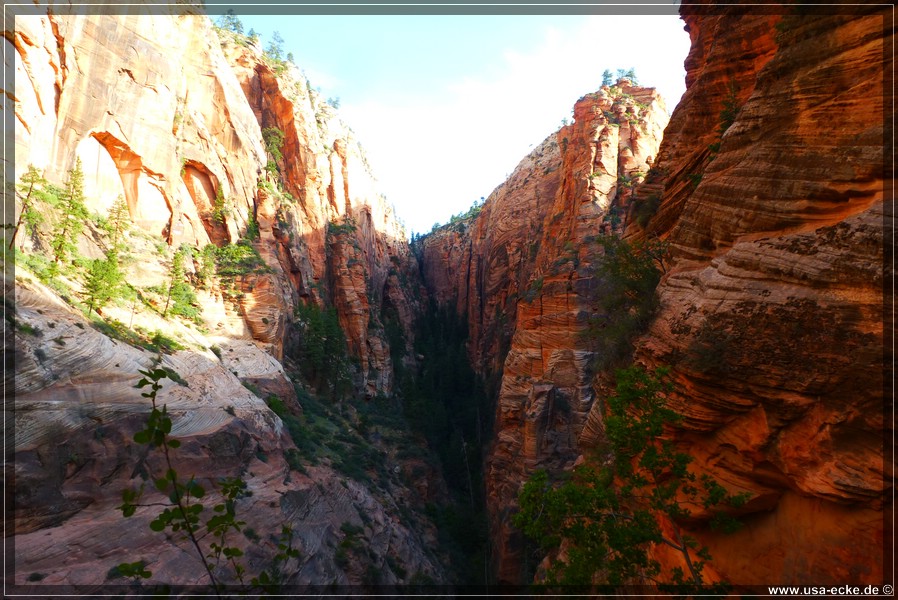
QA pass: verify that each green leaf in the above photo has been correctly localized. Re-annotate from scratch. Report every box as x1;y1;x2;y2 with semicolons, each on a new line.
188;481;205;498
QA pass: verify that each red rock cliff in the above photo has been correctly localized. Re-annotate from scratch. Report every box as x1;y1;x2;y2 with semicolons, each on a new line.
11;8;418;389
421;82;670;583
9;8;440;589
420;6;890;588
597;6;891;587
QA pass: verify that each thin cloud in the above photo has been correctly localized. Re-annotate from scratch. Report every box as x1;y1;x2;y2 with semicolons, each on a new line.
341;15;689;235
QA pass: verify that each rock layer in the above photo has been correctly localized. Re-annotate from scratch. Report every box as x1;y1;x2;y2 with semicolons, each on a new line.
595;6;889;586
421;82;669;583
12;8;416;386
9;9;436;589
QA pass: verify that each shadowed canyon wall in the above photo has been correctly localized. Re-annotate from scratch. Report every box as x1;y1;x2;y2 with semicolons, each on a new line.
421;81;670;582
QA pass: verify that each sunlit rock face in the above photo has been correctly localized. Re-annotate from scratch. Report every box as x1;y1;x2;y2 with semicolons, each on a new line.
420;5;888;588
12;7;417;384
582;6;888;587
10;8;438;588
421;83;669;583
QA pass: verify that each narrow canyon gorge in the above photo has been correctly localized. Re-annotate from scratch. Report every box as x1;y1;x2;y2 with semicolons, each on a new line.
6;3;891;595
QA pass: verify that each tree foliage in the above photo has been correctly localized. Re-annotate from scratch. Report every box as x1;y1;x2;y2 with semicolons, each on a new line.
262;127;285;163
84;251;124;316
104;195;131;253
293;302;352;401
51;158;88;268
117;367;301;595
215;9;243;34
399;301;491;583
514;366;749;594
616;67;638;84
212;187;230;224
163;245;200;320
11;165;47;250
265;31;285;61
586;236;668;371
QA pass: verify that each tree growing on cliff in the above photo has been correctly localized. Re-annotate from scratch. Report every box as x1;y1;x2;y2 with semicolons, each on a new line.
602;69;614;87
162;245;200;321
262;127;285;174
586;236;668;371
265;31;285;61
293;302;352;401
616;67;638;84
50;158;89;271
84;250;124;316
10;165;47;251
215;9;243;34
104;195;131;253
514;365;749;594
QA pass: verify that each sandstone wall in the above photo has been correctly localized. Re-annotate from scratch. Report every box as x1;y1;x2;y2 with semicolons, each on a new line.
588;6;890;586
11;6;417;389
420;83;669;582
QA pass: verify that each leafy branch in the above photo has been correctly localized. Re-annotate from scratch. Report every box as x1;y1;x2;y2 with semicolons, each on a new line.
117;367;223;596
116;367;302;594
513;366;750;594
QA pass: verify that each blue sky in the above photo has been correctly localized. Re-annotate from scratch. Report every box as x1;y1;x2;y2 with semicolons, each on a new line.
231;13;691;236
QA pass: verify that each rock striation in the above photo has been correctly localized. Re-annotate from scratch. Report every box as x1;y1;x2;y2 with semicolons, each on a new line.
10;282;446;589
603;6;891;586
9;8;435;589
12;7;417;388
421;81;669;583
8;3;891;591
419;6;889;588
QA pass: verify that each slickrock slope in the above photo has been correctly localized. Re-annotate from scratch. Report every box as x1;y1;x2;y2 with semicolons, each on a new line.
10;282;446;589
582;7;890;586
421;82;669;583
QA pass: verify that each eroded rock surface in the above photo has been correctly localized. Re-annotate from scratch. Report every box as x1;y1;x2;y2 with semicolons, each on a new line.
421;82;669;583
592;7;889;586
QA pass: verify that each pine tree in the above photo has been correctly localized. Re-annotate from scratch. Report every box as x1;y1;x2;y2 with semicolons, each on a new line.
266;31;285;61
51;158;88;268
293;302;351;399
602;69;614;87
11;165;47;250
162;245;201;321
84;250;123;316
105;195;131;253
215;9;243;34
163;245;187;319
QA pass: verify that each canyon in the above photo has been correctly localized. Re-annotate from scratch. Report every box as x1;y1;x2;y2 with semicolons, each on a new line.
6;2;891;594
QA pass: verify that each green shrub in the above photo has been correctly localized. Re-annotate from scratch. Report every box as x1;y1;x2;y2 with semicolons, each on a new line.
214;240;267;278
514;366;748;591
585;236;668;371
